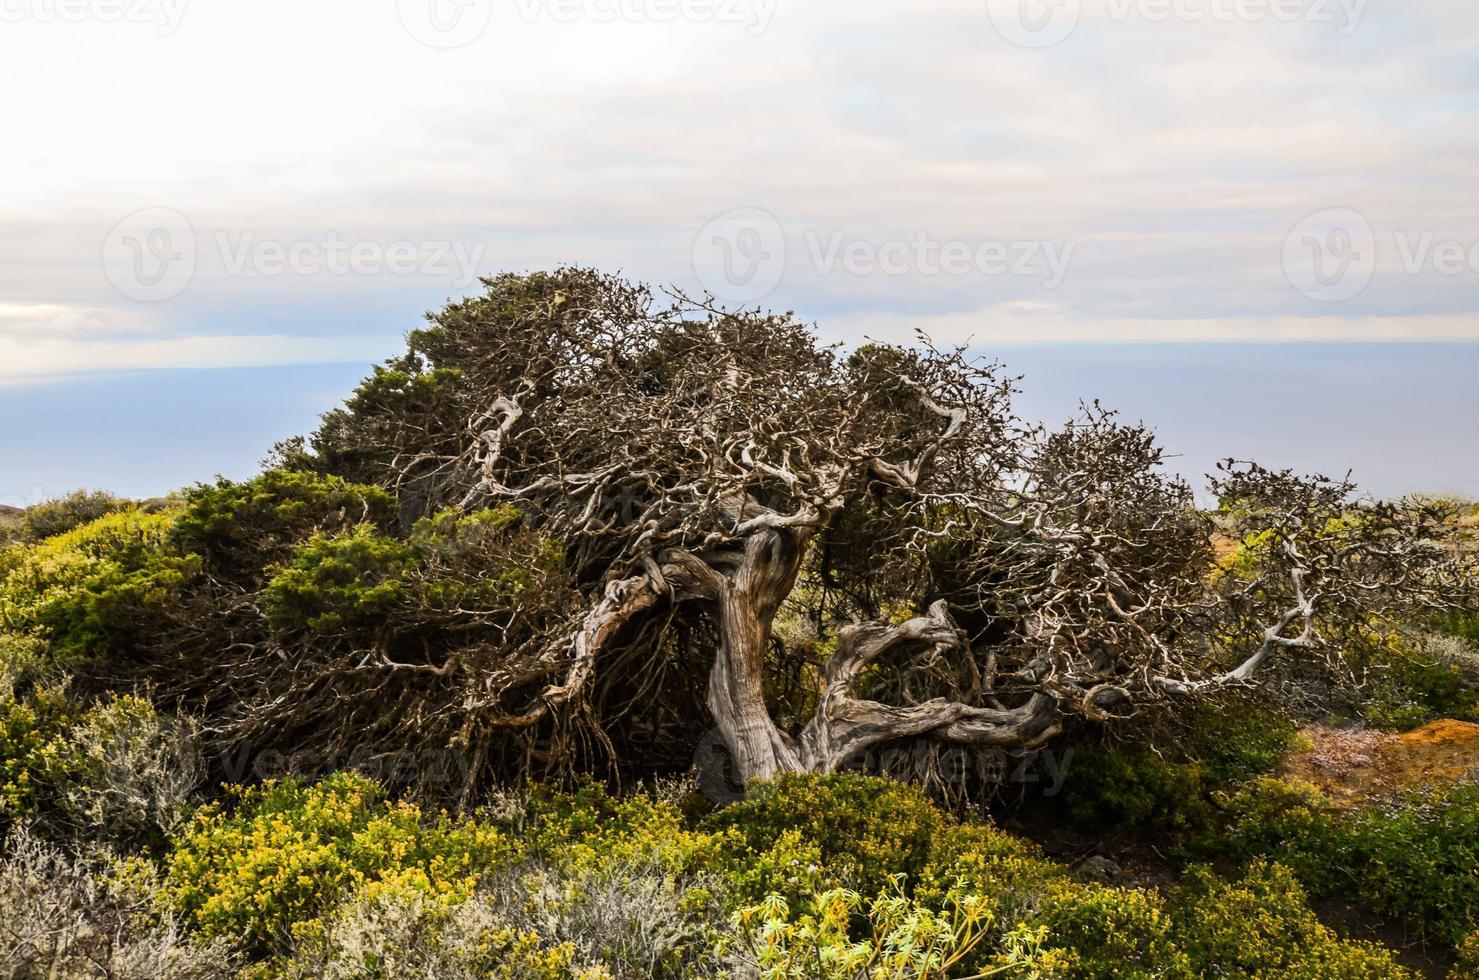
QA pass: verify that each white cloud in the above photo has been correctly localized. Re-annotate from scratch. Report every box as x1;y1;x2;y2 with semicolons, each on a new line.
0;0;1477;359
0;331;400;382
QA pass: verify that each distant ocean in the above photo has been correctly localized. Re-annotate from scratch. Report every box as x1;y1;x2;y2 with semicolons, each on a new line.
2;344;1476;505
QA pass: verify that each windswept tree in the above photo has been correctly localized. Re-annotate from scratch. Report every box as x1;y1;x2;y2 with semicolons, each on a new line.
282;268;1472;787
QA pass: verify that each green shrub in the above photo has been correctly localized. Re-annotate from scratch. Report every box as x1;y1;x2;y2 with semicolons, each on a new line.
170;470;396;581
1039;883;1191;979
1170;861;1416;979
1337;782;1479;945
1451;931;1479;979
165;772;514;952
1209;777;1479;946
18;490;130;543
516;780;722;876
0;509;197;659
1059;698;1300;835
1357;632;1479;729
1203;776;1343;887
705;774;948;904
262;525;418;633
0;636;71;828
260;506;557;639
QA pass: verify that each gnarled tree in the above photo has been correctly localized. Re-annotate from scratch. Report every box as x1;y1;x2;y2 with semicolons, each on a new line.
295;268;1474;787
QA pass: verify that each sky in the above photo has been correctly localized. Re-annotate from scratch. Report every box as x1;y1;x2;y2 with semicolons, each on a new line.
1;0;1477;501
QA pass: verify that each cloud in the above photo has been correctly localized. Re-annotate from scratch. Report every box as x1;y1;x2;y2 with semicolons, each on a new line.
0;331;401;383
0;0;1477;358
0;303;156;340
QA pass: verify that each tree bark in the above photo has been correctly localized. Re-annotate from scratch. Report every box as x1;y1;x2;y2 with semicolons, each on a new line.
706;529;807;782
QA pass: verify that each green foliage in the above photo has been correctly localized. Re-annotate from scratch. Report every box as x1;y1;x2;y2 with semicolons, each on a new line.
1359;633;1479;729
1209;776;1479;946
165;772;514;952
17;489;130;543
1170;861;1416;978
1059;697;1300;834
261;504;554;638
263;525;418;633
705;774;949;904
170;470;396;581
1452;931;1479;980
1037;883;1191;979
1439;609;1479;647
0;509;194;658
0;635;70;828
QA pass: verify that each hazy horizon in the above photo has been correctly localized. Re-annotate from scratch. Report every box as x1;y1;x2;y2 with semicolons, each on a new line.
5;340;1475;507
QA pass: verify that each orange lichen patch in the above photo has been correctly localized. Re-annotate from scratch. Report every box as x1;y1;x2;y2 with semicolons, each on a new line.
1209;532;1240;563
1282;720;1479;807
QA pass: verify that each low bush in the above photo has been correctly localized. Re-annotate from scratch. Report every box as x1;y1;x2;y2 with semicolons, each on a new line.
1057;696;1300;834
1170;861;1415;978
727;884;1060;979
283;888;608;980
17;489;130;544
164;771;514;953
0;635;70;830
1209;776;1479;946
704;773;948;904
37;694;202;848
1452;931;1479;980
0;829;236;979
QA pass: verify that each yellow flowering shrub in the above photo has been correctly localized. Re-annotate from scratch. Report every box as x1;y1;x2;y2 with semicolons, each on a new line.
165;772;515;952
1170;861;1416;979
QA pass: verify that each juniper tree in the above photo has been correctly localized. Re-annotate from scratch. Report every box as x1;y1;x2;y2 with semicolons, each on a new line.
292;268;1472;786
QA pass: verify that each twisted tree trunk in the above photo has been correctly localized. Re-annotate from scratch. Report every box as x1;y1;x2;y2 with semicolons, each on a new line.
706;529;808;781
704;531;1065;786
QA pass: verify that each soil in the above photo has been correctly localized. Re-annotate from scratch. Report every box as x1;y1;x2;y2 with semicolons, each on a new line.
1283;719;1479;806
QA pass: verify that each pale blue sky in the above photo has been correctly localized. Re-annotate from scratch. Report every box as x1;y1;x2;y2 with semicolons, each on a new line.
1;1;1477;499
